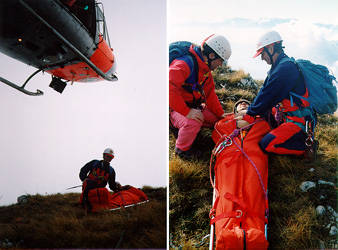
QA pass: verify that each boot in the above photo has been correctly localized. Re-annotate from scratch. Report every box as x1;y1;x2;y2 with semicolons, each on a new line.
175;146;202;160
303;139;319;164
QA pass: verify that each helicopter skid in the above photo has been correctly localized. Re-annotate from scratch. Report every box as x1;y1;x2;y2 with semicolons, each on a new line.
0;76;43;96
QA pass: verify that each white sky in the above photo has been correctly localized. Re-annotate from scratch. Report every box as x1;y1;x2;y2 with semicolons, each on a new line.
0;0;167;206
168;0;338;80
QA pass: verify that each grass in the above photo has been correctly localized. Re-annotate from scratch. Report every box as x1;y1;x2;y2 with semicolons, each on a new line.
169;66;338;249
0;187;166;249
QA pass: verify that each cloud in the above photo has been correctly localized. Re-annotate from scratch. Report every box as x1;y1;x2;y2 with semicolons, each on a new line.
275;20;338;76
169;17;338;80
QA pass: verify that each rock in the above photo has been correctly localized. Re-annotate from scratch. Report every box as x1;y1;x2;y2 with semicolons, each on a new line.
300;181;316;192
319;195;326;201
329;226;337;236
0;239;14;248
327;206;338;221
17;195;29;205
316;205;326;215
318;180;335;187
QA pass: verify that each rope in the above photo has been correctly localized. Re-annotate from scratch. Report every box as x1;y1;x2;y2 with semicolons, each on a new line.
169;233;210;249
232;139;268;201
170;233;183;250
195;234;210;247
209;118;269;218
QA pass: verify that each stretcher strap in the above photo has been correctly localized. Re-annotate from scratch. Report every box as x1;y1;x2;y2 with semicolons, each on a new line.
211;192;267;225
210;210;268;225
224;192;247;210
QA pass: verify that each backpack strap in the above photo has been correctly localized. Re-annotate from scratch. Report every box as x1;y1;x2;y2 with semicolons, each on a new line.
280;58;316;131
181;52;206;108
280;57;308;108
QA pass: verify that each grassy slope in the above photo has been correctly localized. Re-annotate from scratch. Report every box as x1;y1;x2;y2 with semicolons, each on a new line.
169;67;338;249
0;186;166;249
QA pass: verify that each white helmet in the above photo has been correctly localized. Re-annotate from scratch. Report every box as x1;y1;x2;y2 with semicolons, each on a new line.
204;34;232;62
103;148;114;158
253;31;283;58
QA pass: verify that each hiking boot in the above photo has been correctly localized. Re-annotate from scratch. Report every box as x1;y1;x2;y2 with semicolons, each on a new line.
303;139;319;164
169;125;179;138
174;146;202;160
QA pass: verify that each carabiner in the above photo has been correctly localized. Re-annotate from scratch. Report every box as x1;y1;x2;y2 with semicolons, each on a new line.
214;138;233;155
236;210;243;218
305;136;313;147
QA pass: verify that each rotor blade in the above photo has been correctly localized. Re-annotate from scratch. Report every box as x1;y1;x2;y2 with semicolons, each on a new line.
66;185;82;190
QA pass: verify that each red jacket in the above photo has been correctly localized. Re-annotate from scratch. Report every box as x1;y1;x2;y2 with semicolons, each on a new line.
169;45;224;117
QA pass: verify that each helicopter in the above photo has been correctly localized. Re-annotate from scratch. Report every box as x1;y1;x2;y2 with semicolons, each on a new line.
0;0;117;96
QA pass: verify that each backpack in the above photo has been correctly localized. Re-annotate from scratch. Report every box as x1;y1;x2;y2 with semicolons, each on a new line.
169;41;203;105
282;58;338;115
169;41;194;66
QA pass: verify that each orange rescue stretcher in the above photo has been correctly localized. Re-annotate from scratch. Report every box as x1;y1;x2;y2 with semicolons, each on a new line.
209;115;271;249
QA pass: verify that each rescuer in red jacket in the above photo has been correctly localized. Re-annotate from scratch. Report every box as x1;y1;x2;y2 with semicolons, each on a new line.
169;34;232;160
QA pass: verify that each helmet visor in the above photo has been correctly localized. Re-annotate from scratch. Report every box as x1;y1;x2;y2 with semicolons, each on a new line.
105;153;114;159
253;47;264;58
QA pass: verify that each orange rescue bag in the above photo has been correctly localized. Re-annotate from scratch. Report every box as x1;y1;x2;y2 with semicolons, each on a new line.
80;186;148;212
108;186;148;209
210;117;271;249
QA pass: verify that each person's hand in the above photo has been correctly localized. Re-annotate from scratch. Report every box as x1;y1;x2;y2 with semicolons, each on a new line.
236;119;250;129
235;109;247;117
221;112;233;118
186;108;204;123
116;182;122;191
122;185;131;190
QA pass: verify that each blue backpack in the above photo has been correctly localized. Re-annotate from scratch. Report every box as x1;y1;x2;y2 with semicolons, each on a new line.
169;41;200;89
282;58;338;115
169;41;194;66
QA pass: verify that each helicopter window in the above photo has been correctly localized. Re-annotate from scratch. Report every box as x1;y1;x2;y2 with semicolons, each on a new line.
95;3;110;46
59;0;96;39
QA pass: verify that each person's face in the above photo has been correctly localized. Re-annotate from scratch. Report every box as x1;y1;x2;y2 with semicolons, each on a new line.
261;46;273;65
208;53;224;71
236;102;249;112
210;58;224;70
103;154;113;163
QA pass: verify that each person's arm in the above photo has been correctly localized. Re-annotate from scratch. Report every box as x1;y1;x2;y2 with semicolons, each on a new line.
204;75;224;118
79;160;96;182
247;61;299;117
169;60;192;116
108;167;118;192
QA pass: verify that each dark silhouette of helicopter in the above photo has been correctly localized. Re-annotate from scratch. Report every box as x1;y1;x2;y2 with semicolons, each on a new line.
0;0;117;96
